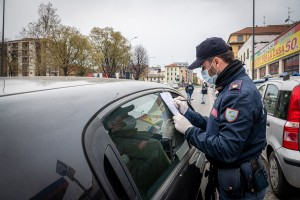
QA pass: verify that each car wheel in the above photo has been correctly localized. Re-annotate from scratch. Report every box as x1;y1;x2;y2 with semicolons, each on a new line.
268;151;289;198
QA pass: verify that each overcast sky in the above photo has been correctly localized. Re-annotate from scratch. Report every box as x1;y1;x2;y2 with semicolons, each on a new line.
1;0;300;75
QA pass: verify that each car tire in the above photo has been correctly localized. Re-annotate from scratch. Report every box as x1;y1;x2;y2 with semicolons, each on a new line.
268;151;290;198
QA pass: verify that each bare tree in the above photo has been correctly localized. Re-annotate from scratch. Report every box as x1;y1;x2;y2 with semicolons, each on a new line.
19;2;61;39
130;45;149;80
19;2;61;76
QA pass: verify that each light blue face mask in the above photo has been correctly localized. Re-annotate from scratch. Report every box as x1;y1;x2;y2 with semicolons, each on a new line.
201;69;217;85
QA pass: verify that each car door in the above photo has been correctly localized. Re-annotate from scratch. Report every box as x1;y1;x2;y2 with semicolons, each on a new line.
83;90;203;200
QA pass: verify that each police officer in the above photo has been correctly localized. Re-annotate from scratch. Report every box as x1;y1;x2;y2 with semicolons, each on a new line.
173;37;268;200
185;82;194;101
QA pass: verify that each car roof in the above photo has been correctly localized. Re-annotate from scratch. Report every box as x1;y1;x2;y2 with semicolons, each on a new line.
0;77;170;97
260;76;300;91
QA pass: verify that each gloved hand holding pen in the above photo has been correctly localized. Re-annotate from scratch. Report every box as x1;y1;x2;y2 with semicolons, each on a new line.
174;96;189;115
173;114;192;134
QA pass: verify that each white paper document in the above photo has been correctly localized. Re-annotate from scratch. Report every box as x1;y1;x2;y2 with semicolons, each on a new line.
160;92;180;116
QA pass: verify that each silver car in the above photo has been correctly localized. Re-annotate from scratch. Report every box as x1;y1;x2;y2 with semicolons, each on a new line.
258;75;300;198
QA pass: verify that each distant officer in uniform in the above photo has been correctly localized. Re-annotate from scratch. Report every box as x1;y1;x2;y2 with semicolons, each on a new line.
185;82;194;101
173;37;268;200
201;81;208;104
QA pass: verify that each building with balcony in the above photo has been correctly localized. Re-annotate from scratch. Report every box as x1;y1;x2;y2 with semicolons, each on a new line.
3;38;41;77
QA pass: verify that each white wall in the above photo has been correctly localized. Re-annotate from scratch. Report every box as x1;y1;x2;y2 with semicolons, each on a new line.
238;35;278;79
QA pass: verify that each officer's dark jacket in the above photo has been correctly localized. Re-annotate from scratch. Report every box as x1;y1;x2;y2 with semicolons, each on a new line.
184;60;267;167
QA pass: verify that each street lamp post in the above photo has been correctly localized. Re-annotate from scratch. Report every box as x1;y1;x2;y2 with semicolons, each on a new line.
130;37;138;44
1;0;5;77
252;0;255;80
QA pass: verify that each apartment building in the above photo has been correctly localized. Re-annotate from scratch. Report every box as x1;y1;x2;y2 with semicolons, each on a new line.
164;62;192;85
2;38;41;77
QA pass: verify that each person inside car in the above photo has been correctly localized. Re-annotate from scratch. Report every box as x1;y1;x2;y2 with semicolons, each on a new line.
104;105;171;196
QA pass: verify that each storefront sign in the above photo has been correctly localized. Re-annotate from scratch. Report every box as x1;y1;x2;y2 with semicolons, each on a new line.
253;23;300;68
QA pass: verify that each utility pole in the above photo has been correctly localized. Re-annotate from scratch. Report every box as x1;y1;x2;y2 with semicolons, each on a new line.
1;0;5;77
252;0;255;80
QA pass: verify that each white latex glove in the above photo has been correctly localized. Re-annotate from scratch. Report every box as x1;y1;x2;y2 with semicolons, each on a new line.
161;119;175;139
173;114;193;134
174;96;189;115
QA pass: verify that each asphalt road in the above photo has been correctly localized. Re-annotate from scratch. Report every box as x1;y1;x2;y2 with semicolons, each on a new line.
179;86;300;200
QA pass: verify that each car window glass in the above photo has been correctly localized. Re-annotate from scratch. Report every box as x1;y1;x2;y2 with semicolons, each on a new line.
263;84;279;116
275;90;291;120
258;85;266;97
102;93;185;199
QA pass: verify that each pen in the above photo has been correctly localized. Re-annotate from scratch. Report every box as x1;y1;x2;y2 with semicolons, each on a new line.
180;99;193;101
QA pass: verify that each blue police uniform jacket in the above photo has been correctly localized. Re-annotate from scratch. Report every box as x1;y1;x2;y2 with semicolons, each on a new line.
184;60;267;167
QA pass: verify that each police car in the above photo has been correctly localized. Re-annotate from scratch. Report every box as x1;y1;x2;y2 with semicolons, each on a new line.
257;74;300;198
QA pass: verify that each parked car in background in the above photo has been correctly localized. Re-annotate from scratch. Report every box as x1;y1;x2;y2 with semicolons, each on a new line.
172;83;179;89
254;78;269;87
257;74;300;198
0;77;206;200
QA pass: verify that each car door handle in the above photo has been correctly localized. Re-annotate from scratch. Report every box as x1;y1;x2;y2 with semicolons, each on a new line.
266;121;270;127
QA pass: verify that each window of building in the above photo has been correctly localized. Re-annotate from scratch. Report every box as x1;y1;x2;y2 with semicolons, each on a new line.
259;66;266;78
22;42;29;49
247;49;249;59
254;69;257;79
237;35;243;42
243;52;246;62
284;54;299;74
22;64;29;76
269;62;279;75
22;57;29;63
22;50;28;56
12;43;18;49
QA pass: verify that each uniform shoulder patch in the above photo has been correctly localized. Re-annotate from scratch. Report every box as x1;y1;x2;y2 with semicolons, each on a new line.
225;108;239;122
229;80;243;90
